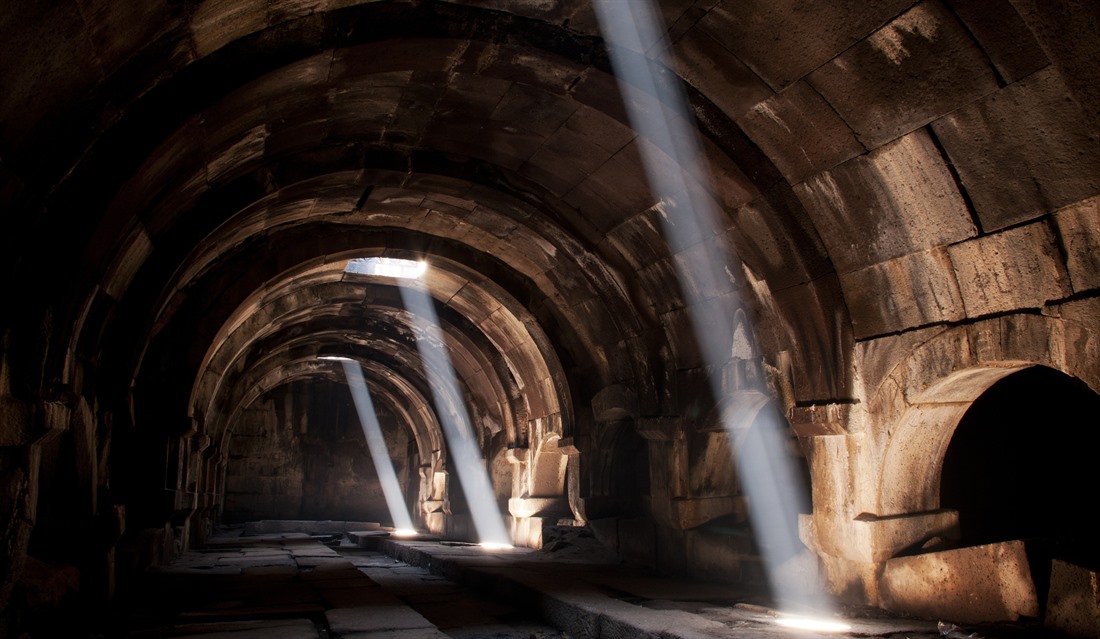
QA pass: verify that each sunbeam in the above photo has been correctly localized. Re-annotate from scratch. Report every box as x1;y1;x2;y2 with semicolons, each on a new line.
398;281;513;547
332;356;416;533
592;0;828;613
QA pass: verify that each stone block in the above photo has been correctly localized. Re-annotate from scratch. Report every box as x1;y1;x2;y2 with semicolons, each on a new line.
685;528;761;584
880;540;1039;623
947;221;1071;317
492;83;578;138
675;496;746;531
809;0;999;148
617;518;656;566
1045;559;1100;638
931;66;1100;231
770;275;854;401
738;81;865;184
171;618;320;639
325;605;436;634
564;150;651;234
190;0;266;57
588;518;619;553
947;0;1049;84
789;403;857;437
855;511;960;563
602;208;668;274
671;238;738;303
519;116;616;198
0;2;101;155
1054;195;1100;293
728;186;832;290
839;247;965;338
343;629;451;639
695;0;915;90
802;508;960;565
456;42;582;97
794;129;976;274
667;26;773;119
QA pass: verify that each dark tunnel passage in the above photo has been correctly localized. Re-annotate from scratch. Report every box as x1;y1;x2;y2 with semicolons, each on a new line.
940;366;1100;606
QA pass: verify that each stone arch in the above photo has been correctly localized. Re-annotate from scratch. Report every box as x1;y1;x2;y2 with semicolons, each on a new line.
939;366;1100;549
873;314;1100;516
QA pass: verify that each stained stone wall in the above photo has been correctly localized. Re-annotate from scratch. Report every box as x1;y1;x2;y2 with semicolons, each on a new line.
222;380;414;527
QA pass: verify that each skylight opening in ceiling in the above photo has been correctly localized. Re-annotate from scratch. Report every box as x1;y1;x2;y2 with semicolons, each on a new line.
346;257;427;279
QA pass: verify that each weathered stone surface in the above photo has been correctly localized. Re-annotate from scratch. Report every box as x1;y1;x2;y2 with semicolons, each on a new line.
789;403;857;437
808;0;999;148
170;618;320;639
1046;559;1100;638
342;629;450;639
947;221;1072;317
1054;195;1100;294
794;129;976;273
668;26;773;120
0;1;102;158
839;247;965;337
932;66;1100;231
738;80;865;184
729;186;832;289
1009;0;1100;132
617;518;657;566
325;605;436;633
695;0;916;91
770;275;854;402
519;108;626;198
881;540;1039;623
947;0;1050;84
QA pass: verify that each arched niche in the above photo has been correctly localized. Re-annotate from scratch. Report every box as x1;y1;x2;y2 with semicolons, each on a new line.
939;366;1100;606
873;314;1100;517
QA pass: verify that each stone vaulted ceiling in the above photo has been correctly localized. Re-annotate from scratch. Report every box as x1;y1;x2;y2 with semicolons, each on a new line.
2;0;1100;628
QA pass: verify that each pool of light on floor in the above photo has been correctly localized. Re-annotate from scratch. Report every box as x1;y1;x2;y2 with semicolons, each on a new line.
774;614;852;633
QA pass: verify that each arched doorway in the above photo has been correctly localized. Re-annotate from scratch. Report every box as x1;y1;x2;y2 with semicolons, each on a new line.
940;366;1100;605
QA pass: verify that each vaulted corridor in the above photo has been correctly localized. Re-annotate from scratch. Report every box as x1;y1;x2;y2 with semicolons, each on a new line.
2;0;1099;637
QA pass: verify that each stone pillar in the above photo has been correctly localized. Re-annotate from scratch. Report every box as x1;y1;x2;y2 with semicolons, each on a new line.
636;417;686;530
792;403;970;606
790;403;875;601
635;417;686;570
0;445;38;631
558;436;584;525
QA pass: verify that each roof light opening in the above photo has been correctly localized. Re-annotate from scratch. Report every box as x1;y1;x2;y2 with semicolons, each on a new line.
346;257;427;279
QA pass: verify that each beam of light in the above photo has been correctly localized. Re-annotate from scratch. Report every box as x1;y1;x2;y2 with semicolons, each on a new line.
399;282;512;547
346;257;427;279
592;0;828;613
337;358;416;533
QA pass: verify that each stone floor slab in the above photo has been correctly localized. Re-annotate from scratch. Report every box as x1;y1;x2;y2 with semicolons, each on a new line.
325;605;437;633
171;618;320;638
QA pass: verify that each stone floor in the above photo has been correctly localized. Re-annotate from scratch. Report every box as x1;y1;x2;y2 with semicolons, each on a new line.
97;528;1061;639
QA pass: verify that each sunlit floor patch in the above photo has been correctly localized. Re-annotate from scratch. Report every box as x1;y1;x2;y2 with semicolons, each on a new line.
478;541;514;551
774;614;853;633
